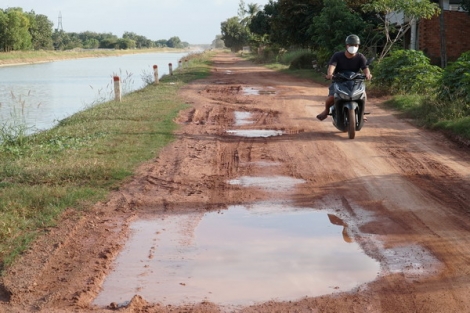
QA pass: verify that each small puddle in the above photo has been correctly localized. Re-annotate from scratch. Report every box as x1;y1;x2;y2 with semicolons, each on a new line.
243;86;276;96
227;175;305;191
94;204;380;308
234;111;253;126
226;129;284;137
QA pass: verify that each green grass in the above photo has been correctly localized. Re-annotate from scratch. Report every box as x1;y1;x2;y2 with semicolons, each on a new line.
434;117;470;138
380;94;470;140
0;48;187;66
0;51;213;272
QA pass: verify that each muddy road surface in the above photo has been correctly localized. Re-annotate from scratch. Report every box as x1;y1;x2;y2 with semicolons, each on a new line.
1;53;470;313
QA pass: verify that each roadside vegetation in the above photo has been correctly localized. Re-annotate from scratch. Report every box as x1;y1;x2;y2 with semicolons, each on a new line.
0;51;213;273
225;0;470;142
248;48;470;142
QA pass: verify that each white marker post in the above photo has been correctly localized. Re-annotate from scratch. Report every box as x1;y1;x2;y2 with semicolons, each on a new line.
169;63;173;76
113;76;121;102
153;65;159;85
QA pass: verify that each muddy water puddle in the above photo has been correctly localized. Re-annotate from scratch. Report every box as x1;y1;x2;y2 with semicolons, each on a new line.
94;204;380;309
234;111;253;126
243;86;276;96
228;176;305;191
226;129;284;137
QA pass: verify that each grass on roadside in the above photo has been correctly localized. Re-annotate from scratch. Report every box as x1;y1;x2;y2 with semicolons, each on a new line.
381;94;470;140
0;51;213;272
0;48;187;66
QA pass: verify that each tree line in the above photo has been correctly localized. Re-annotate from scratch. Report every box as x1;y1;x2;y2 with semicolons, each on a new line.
0;7;189;52
221;0;442;62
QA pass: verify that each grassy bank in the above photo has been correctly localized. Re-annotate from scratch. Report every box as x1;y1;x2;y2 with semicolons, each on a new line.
0;51;213;272
0;48;189;67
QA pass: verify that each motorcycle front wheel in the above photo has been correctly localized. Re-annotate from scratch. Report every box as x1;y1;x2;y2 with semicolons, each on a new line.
346;108;356;139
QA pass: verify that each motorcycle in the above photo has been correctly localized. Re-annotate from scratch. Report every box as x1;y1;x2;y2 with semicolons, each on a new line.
329;70;367;139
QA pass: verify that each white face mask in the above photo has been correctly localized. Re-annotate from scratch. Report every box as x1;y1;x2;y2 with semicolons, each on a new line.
347;46;359;54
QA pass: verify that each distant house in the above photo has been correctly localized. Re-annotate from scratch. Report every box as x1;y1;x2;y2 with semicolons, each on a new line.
417;0;470;65
390;0;470;65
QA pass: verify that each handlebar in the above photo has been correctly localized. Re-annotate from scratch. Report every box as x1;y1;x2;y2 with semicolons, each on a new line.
329;72;367;82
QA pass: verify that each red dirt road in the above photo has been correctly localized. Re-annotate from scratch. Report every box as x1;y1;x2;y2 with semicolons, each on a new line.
1;53;470;313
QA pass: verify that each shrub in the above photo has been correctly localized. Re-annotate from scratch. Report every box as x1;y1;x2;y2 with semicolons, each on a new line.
288;51;316;70
372;49;441;95
396;63;442;94
437;51;470;103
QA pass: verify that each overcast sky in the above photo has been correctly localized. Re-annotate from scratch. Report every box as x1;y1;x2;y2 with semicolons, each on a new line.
1;0;271;44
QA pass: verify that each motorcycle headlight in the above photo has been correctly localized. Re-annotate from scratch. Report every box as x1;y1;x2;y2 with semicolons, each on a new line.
336;86;350;100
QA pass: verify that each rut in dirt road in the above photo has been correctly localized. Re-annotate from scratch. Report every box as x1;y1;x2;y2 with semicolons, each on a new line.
2;53;470;313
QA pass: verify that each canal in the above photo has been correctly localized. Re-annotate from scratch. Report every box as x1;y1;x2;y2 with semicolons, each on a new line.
0;51;190;133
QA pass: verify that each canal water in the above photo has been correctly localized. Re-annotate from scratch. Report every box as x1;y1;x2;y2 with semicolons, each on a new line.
0;51;189;133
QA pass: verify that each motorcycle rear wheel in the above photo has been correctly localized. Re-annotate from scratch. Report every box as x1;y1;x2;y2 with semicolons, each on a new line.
347;109;356;139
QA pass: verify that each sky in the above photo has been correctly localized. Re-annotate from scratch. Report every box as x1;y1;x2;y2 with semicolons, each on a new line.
1;0;271;44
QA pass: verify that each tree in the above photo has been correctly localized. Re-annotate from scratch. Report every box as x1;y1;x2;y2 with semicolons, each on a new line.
309;0;369;52
117;38;136;49
0;8;32;51
263;0;324;49
212;35;225;49
123;32;154;48
166;36;182;48
249;0;279;46
27;12;53;50
82;38;99;49
0;10;9;51
239;1;261;26
220;16;250;51
155;39;168;47
363;0;440;60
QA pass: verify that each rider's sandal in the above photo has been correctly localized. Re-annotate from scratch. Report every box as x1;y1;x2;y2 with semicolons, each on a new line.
316;114;327;121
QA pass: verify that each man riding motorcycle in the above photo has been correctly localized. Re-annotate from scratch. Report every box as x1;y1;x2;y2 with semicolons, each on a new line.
316;34;372;121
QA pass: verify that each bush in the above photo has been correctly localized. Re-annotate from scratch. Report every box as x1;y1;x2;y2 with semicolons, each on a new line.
372;50;441;95
437;51;470;103
288;51;316;70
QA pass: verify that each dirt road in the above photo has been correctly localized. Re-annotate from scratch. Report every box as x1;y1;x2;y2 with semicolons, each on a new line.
1;53;470;313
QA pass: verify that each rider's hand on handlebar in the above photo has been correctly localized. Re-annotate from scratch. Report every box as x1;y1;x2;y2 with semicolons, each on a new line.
365;73;373;80
325;73;333;80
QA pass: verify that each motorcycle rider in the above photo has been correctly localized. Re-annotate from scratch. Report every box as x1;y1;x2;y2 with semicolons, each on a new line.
316;34;372;121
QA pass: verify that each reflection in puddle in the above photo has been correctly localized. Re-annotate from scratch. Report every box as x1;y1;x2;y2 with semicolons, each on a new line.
227;176;305;191
226;129;284;137
234;111;253;126
94;205;380;308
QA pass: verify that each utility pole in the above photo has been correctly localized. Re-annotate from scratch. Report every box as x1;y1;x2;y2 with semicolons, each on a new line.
439;0;447;67
58;11;63;31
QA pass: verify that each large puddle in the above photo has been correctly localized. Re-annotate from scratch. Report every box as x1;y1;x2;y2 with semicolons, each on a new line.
94;204;380;309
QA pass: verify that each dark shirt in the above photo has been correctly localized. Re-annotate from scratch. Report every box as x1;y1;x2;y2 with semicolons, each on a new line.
329;51;368;74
